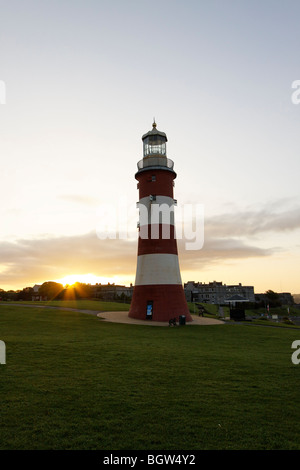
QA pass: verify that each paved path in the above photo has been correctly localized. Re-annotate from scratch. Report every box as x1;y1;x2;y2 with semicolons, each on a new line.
98;311;224;326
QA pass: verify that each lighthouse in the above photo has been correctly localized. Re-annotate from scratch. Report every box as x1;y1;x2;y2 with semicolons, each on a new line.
129;121;192;323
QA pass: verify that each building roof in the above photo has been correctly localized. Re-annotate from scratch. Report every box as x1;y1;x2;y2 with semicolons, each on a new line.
141;121;167;141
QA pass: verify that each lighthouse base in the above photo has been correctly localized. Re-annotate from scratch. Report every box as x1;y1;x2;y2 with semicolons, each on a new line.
129;284;192;322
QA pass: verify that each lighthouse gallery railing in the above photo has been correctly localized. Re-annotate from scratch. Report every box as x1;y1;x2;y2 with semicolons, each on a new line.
137;156;174;171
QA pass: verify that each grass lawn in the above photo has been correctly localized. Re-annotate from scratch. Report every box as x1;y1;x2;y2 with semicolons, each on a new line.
8;299;130;312
1;303;300;450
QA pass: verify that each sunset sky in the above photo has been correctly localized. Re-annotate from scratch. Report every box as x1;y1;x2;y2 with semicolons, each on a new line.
1;0;300;294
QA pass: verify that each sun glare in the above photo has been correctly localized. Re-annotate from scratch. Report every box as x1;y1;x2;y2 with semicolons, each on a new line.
54;274;122;287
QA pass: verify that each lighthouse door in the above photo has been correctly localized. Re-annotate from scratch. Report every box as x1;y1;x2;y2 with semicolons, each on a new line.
146;301;153;320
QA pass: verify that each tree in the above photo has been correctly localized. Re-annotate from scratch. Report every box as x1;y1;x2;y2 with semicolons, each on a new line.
265;290;281;308
72;282;94;299
38;282;63;300
17;287;34;301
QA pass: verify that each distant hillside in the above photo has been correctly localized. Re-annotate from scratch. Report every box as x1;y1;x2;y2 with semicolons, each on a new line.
293;294;300;304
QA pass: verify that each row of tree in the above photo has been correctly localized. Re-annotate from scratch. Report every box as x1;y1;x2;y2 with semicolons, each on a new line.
0;284;292;306
255;289;292;308
0;282;64;301
0;281;131;302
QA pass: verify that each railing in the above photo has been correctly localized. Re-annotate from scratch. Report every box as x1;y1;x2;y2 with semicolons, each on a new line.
137;156;174;171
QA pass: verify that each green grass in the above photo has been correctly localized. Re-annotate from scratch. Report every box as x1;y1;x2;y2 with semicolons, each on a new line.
1;303;300;450
246;305;300;317
187;302;229;317
6;299;130;311
247;318;300;328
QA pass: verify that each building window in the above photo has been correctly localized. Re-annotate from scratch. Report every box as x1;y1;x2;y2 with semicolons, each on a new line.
152;175;156;182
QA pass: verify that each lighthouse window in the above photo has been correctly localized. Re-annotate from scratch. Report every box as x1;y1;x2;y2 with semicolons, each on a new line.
144;143;166;156
151;175;156;182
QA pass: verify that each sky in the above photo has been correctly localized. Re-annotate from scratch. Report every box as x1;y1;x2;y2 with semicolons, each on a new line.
0;0;300;294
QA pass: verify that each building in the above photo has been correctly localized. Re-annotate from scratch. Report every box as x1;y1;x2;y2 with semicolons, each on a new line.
31;284;47;301
184;281;255;304
129;122;191;322
94;284;133;301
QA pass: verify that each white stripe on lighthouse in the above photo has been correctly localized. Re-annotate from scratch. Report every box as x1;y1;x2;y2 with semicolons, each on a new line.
134;253;183;286
138;195;175;227
139;195;175;207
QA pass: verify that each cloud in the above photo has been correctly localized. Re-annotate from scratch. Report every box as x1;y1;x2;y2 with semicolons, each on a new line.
1;198;297;288
0;230;277;289
0;232;137;288
204;205;300;238
177;236;275;271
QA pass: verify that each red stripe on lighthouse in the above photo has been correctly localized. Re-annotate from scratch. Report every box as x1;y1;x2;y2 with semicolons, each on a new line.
138;170;175;199
138;224;178;255
129;284;192;322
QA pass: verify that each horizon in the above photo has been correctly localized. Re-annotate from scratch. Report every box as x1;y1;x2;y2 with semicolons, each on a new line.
2;276;299;296
1;1;300;294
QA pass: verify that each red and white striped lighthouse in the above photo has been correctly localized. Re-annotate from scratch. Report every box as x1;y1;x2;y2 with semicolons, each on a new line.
129;121;192;323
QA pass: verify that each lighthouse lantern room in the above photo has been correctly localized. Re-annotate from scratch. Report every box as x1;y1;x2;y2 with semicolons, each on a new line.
142;121;167;157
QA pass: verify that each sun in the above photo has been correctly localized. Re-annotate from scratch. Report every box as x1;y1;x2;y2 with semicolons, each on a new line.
54;274;121;287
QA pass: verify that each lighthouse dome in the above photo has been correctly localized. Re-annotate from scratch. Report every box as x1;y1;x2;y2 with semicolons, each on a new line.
142;121;167;157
